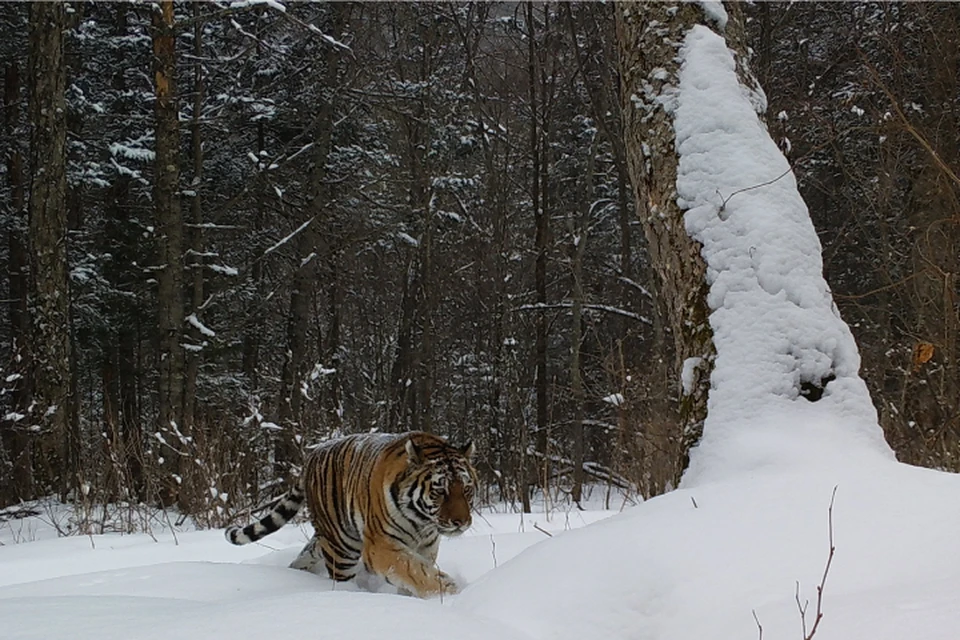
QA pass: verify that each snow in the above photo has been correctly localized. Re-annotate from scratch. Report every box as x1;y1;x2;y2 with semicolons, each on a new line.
696;1;728;31
457;461;960;640
680;356;702;395
186;313;216;338
108;140;155;162
670;25;893;486
601;393;624;407
263;217;315;256
0;504;615;640
397;231;420;247
207;263;239;276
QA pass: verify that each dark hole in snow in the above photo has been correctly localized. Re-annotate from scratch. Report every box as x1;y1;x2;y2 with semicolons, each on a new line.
799;373;836;402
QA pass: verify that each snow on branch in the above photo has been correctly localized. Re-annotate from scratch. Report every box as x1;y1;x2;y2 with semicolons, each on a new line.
186;314;216;338
516;302;651;325
263;217;316;257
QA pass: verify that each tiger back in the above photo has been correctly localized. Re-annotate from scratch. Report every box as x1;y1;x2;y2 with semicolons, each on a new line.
225;431;477;598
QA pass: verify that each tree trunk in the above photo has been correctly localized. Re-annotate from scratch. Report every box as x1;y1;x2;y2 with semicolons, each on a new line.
2;59;34;505
27;1;76;499
388;253;418;433
241;13;267;392
323;252;343;431
617;2;717;487
527;2;550;502
152;0;185;506
180;3;207;511
569;136;599;506
275;4;345;476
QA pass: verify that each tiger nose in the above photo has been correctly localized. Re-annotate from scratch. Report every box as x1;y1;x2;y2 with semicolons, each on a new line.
452;517;469;527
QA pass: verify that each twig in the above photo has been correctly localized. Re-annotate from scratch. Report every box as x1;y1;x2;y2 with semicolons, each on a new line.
159;500;180;547
833;268;931;301
533;522;553;537
797;485;838;640
752;609;763;640
718;167;794;214
858;49;960;189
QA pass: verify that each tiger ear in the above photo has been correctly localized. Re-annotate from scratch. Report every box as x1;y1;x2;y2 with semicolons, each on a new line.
405;438;423;464
460;440;475;459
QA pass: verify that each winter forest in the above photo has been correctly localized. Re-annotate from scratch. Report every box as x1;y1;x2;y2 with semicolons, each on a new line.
3;1;960;638
1;0;959;524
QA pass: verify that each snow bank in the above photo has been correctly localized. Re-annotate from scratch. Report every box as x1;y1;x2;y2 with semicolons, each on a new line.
671;26;893;486
457;461;960;640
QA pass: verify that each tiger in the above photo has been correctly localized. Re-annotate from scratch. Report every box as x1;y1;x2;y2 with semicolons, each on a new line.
225;431;477;598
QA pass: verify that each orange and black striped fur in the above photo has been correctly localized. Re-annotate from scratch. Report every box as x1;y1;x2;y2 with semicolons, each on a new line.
225;432;477;598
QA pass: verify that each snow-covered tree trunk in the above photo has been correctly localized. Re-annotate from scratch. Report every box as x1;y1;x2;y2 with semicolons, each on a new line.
617;1;891;485
28;1;76;498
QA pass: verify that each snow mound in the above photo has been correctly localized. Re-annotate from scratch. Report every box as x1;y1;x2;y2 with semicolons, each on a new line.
456;461;960;640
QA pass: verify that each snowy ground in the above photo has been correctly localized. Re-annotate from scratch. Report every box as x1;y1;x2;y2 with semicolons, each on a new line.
3;460;960;640
0;498;616;640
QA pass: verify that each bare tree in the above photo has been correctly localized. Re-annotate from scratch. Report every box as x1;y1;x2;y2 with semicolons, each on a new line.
27;1;76;498
2;58;33;505
152;0;186;505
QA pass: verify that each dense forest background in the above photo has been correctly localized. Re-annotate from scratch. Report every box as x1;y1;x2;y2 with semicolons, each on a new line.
0;2;957;524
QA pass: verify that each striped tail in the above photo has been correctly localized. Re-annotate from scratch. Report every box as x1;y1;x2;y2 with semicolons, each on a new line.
225;485;305;545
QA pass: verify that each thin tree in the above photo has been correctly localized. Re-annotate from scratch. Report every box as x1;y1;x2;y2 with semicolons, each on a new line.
275;4;347;477
27;1;76;499
2;58;33;504
152;0;186;505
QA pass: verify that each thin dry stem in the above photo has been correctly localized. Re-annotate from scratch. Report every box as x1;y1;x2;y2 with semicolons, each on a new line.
797;485;838;640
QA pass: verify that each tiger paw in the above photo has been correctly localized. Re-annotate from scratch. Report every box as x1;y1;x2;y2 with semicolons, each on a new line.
437;571;460;596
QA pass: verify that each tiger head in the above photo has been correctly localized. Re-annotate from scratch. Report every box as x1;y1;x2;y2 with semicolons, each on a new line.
402;436;477;537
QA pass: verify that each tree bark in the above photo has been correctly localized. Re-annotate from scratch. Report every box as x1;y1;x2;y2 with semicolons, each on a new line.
180;3;207;511
152;0;185;505
527;2;550;498
27;1;76;499
241;12;267;391
2;59;34;505
617;1;718;487
101;5;143;500
569;136;598;506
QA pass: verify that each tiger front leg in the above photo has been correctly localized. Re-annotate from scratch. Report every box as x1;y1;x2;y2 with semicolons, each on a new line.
362;540;459;599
